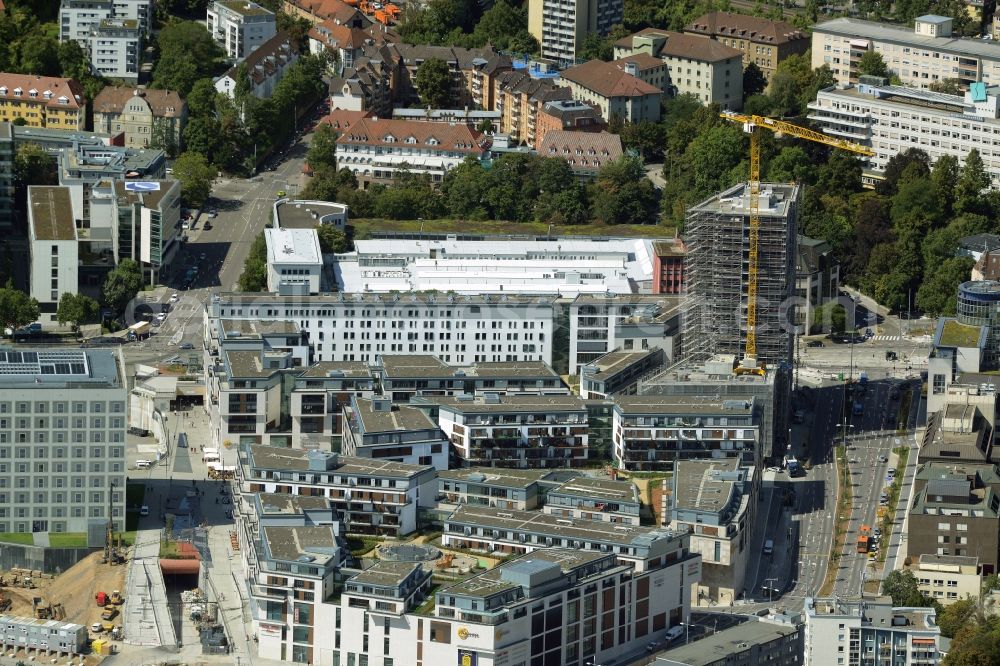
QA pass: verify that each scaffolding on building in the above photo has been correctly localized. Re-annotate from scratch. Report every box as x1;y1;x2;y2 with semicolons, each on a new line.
682;182;799;369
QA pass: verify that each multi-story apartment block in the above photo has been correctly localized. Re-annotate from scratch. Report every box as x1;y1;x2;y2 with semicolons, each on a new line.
538;130;623;181
206;292;558;366
240;493;345;664
430;394;590;469
543;476;641;525
436;467;553;511
0;348;127;536
612;396;761;472
207;0;277;60
613;28;743;109
528;0;624;63
907;462;1000;572
812;15;1000;89
669;459;754;604
334;117;488;186
238;444;437;536
533;99;604;150
796;234;841;333
569;294;682;374
808;79;1000;187
28;186;78;325
686;12;808;81
215;32;300;100
332;547;698;666
92;87;187;153
559;59;662;123
342;396;449;468
375;354;567;402
88;18;141;82
443;505;696;574
579;348;667;399
493;70;570;147
804;596;942;666
0;74;85;130
913;554;982;605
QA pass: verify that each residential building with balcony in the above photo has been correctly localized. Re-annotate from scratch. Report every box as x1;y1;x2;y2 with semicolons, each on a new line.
907;462;1000;573
685;12;809;81
238;445;437;536
430;394;590;469
207;0;277;60
528;0;624;63
88;18;141;82
215;32;300;100
913;554;982;605
342;396;448;469
807;79;1000;187
205;291;558;366
0;74;85;130
579;348;667;400
493;70;570;146
543;476;641;525
668;459;754;605
612;396;761;473
569;294;682;374
804;596;942;666
375;354;567;403
435;467;553;511
811;15;1000;90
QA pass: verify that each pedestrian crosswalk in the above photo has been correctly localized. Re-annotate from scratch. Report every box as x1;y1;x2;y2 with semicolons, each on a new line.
872;335;900;341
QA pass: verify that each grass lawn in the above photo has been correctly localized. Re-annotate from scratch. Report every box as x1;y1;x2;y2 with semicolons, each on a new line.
47;533;88;548
0;533;33;545
350;218;677;241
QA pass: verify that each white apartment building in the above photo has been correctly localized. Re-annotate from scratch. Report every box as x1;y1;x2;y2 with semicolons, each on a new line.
342;396;449;469
669;459;754;605
812;15;1000;89
28;186;78;325
88;19;141;82
804;596;942;666
528;0;623;63
808;80;1000;186
330;546;698;666
334;236;657;296
265;227;323;295
205;292;558;366
0;348;127;537
569;294;682;374
430;394;590;469
206;0;277;60
914;554;982;605
238;444;437;536
59;0;152;45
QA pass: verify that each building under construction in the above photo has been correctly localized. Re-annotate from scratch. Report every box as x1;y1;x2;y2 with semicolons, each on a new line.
682;182;799;369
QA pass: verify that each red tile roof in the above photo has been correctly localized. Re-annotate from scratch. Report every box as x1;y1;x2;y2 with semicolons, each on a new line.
560;60;661;98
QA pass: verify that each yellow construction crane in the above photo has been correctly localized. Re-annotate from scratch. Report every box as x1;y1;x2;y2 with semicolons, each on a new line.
719;112;875;376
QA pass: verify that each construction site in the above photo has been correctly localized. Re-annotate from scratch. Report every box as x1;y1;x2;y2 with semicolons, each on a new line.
681;181;799;370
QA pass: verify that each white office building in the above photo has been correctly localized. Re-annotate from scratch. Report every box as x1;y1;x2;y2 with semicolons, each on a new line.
333;236;656;296
0;348;127;537
804;596;942;665
207;0;277;60
265;226;323;294
205;292;558;366
808;79;1000;186
28;186;78;325
812;15;1000;90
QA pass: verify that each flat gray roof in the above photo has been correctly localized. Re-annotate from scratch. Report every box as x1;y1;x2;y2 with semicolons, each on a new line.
438;467;552;490
441;548;612;598
351;399;438;434
446;505;675;547
654;618;798;665
28;186;75;241
262;525;337;565
550;477;640;503
348;561;422;587
248;444;432;478
430;394;587;413
614;395;754;415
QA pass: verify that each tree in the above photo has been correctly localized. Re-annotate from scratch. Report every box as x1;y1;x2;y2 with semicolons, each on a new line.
937;597;978;639
13;142;56;185
152;21;225;96
0;284;40;335
414;58;453;109
316;225;348;253
238;232;268;291
916;257;975;315
955;149;991;214
742;62;767;99
306;123;338;175
55;292;98;330
171;152;216;206
101;259;144;314
857;50;889;78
